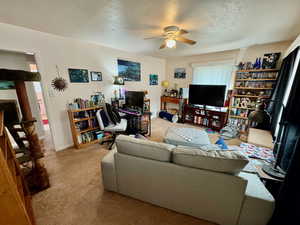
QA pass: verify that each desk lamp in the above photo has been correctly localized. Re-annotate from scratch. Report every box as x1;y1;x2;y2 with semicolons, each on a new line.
248;100;271;130
161;80;169;96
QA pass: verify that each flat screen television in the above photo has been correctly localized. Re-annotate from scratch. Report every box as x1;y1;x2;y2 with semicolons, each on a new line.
188;85;226;107
125;91;144;111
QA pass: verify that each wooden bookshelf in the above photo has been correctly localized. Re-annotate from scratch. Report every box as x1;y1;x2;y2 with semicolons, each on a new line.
68;106;102;149
229;68;279;134
183;104;228;131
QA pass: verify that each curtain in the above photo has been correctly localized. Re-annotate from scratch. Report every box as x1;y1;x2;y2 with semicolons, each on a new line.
267;47;299;136
268;135;300;225
192;64;234;92
284;54;300;124
268;47;300;225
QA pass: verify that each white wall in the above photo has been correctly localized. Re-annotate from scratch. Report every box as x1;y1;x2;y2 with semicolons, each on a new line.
0;50;45;138
165;41;292;89
0;22;166;151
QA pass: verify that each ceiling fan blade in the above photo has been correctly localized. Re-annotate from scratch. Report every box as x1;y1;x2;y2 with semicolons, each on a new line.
144;35;164;40
175;36;196;45
159;42;166;49
176;29;189;35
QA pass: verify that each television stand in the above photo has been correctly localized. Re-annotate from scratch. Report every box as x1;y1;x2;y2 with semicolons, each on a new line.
182;104;228;131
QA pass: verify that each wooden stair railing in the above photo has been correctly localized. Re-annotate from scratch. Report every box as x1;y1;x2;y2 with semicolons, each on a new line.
0;111;36;225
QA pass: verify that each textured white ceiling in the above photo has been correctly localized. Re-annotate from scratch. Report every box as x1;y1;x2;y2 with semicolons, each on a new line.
0;0;299;57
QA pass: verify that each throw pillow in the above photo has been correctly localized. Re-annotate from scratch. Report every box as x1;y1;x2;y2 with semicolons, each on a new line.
215;137;229;150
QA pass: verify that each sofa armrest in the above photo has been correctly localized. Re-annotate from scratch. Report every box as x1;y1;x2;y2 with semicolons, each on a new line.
101;148;118;192
238;172;275;225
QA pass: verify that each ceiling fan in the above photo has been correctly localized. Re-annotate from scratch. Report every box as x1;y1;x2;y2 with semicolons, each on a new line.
145;25;197;49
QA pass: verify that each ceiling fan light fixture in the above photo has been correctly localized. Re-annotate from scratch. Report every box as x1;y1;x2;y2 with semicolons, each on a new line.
166;39;176;48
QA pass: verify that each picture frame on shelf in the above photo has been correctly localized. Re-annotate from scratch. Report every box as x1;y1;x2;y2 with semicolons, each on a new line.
90;71;102;81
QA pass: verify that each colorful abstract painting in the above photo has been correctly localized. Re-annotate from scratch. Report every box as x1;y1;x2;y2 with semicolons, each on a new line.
117;59;141;81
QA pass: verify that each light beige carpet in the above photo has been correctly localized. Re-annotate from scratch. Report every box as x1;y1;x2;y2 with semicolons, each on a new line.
33;118;240;225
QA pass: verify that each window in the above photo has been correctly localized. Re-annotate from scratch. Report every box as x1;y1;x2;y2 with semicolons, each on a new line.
192;63;234;91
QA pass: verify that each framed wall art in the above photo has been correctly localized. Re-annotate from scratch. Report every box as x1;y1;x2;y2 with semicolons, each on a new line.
174;68;186;79
68;68;89;83
90;71;102;81
149;74;158;85
117;59;141;81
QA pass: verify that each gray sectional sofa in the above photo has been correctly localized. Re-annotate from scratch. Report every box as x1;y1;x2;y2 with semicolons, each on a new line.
101;135;274;225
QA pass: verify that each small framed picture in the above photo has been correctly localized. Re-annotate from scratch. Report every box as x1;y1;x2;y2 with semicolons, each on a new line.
149;74;158;85
262;53;281;69
90;71;102;81
174;68;186;79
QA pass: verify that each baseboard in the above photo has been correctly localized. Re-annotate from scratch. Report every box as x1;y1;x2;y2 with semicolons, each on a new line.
55;143;74;152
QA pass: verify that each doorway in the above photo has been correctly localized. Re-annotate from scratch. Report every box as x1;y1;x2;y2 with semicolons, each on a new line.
28;58;54;154
0;50;54;154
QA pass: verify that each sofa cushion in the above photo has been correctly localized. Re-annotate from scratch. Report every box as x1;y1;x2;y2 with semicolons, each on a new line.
172;146;249;174
116;135;175;162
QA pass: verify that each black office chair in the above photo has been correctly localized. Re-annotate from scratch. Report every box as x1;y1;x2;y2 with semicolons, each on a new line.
96;109;127;149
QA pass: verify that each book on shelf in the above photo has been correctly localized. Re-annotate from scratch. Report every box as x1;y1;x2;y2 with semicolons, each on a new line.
74;118;99;132
236;71;278;79
73;108;98;119
211;120;221;128
235;81;275;89
228;118;248;133
77;130;104;144
193;116;209;126
230;108;249;118
195;109;206;116
68;99;101;110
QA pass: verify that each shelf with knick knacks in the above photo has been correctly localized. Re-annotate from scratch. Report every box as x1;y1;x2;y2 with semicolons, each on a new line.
228;68;279;135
